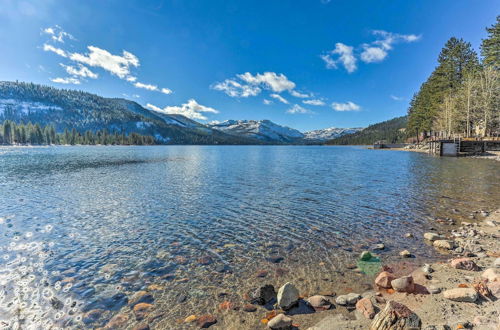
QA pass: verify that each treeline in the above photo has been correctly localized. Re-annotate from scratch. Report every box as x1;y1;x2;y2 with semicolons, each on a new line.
326;116;408;145
0;120;157;145
408;16;499;139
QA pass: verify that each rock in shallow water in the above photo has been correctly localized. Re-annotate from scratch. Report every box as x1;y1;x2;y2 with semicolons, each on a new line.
399;250;412;258
360;251;373;261
277;282;299;310
197;315;217;328
249;284;276;305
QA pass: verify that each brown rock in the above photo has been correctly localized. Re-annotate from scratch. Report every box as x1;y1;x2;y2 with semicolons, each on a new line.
370;300;421;330
218;301;234;311
133;303;154;321
390;276;415;293
306;295;332;311
129;291;154;308
450;258;480;271
356;297;376;319
105;314;129;329
243;304;257;312
442;288;478;302
256;270;269;278
197;315;217;328
375;271;396;289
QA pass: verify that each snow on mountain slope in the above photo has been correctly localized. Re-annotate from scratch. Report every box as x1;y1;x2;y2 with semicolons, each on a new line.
303;127;363;141
208;119;304;142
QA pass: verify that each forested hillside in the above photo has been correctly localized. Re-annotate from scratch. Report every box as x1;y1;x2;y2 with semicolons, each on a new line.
0;81;260;145
325;116;408;145
407;16;499;138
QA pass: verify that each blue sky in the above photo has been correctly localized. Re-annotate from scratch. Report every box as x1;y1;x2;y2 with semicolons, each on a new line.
0;0;498;131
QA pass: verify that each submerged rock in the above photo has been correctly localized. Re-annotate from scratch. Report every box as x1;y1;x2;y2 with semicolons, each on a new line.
249;284;276;305
399;250;412;258
442;288;478;302
197;315;217;328
370;300;421;330
133;303;154;321
360;251;373;261
267;313;292;330
277;282;299;310
129;291;154;308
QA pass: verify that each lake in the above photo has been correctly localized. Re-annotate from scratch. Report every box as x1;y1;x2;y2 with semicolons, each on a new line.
0;145;499;328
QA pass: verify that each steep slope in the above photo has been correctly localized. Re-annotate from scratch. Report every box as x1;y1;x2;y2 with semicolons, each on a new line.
0;81;259;145
326;116;408;145
303;127;363;141
208;119;304;143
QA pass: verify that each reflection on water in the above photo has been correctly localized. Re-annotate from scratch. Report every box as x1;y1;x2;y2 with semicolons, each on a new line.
0;146;499;328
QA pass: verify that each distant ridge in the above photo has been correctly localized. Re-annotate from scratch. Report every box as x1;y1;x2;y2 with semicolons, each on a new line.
326;116;408;145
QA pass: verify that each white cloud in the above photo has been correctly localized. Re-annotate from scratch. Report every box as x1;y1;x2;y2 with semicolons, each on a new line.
321;43;357;73
51;77;80;84
360;30;421;64
331;101;360;111
263;99;273;105
42;25;74;43
60;64;98;79
43;44;67;57
287;104;313;114
211;79;261;97
360;46;387;63
134;82;158;91
290;90;310;98
270;93;289;104
237;72;296;92
69;46;139;79
390;95;404;101
126;76;137;82
161;88;172;95
146;99;218;120
303;99;325;106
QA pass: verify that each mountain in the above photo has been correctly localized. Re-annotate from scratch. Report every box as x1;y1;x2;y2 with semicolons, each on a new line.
208;119;305;143
326;116;408;145
303;127;363;141
0;81;259;145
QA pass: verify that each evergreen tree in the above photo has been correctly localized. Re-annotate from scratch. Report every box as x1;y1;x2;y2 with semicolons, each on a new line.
481;15;500;69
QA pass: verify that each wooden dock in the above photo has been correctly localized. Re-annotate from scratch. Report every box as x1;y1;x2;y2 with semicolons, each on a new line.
428;139;500;156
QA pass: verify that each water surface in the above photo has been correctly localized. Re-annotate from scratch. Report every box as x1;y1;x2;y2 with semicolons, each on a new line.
0;146;499;328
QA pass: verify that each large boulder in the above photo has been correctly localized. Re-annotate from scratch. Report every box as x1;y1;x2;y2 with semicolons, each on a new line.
277;282;299;310
268;313;292;330
450;258;479;271
370;300;421;330
442;288;478;302
375;271;396;289
391;276;415;293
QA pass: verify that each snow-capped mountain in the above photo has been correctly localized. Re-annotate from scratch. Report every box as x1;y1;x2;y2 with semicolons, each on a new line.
208;119;304;143
303;127;363;141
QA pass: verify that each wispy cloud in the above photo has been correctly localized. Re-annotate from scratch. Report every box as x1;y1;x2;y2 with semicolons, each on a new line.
390;95;405;101
331;101;360;111
290;90;310;98
43;44;67;57
287;104;313;114
321;30;421;72
42;25;75;43
60;63;98;79
146;99;218;120
51;77;80;84
263;99;273;105
211;79;261;97
270;93;289;104
320;43;357;73
303;99;325;106
237;72;296;92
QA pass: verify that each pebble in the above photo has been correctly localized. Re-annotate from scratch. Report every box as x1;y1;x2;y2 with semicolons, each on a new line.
404;233;413;238
399;250;412;258
433;240;454;250
355;297;376;319
375;271;396;288
197;315;217;328
373;243;385;250
256;270;269;278
267;313;292;330
442;288;478;302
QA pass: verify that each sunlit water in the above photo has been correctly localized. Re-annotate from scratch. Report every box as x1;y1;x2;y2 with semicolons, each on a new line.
0;146;499;329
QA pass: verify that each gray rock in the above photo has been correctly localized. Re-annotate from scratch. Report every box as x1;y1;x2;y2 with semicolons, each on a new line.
391;276;415;293
306;295;332;311
442;288;478;302
250;284;276;305
433;240;454;250
373;244;385;250
424;232;443;241
335;292;361;305
277;282;299;310
268;313;292;330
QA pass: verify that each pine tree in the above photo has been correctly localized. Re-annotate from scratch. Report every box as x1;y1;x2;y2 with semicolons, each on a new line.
481;15;500;69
